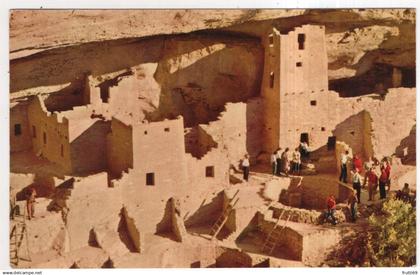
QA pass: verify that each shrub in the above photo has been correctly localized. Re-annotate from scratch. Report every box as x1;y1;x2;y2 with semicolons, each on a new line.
368;199;416;266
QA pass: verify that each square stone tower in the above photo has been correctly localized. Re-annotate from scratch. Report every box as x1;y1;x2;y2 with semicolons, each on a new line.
261;25;330;153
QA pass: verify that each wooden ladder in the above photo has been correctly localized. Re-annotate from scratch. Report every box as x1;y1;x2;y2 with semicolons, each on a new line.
210;190;240;240
262;207;292;255
10;209;31;266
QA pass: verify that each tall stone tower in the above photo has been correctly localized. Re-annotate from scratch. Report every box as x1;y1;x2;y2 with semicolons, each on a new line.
261;25;330;153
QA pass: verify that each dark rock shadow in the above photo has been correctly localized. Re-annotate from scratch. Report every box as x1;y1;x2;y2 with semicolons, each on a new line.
395;124;416;165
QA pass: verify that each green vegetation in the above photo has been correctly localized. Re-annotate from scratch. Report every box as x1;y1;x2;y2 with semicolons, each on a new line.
368;198;416;267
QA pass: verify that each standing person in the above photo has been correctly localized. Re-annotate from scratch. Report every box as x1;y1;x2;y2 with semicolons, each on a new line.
325;195;337;225
364;167;378;201
339;151;350;183
352;154;363;172
281;148;291;176
270;151;277;176
347;191;358;222
276;148;283;176
379;165;388;199
300;141;309;160
291;148;301;174
352;168;362;203
242;154;250;182
26;187;37;220
385;159;392;192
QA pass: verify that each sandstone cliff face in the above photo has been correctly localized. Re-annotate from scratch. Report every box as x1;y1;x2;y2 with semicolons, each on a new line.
10;9;415;84
10;33;263;127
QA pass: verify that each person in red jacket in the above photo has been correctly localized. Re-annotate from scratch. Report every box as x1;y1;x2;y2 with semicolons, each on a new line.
352;154;363;173
325;195;337;225
364;167;378;201
379;165;388;199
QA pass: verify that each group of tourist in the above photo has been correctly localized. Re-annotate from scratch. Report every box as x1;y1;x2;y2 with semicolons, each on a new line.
240;143;413;226
339;152;393;202
326;152;410;224
240;141;309;182
270;141;310;177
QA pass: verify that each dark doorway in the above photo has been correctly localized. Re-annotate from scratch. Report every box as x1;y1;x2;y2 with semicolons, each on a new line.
300;133;309;145
191;261;201;268
100;86;110;103
327;136;336;151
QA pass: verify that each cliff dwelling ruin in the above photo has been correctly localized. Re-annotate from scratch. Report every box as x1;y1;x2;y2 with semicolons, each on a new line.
8;9;416;268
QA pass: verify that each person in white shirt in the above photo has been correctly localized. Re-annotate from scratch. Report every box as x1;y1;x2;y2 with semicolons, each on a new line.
270;151;277;175
242;154;250;182
339;150;350;183
291;148;301;174
300;141;309;159
363;156;374;172
281;148;291;176
352;168;362;203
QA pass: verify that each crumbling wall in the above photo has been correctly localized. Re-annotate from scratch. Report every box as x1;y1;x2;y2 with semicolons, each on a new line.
185;125;217;159
10;101;32;153
184;191;224;228
186;148;230;187
332;88;416;160
107;118;133;177
333;111;371;159
65;173;123;251
121;206;141;252
85;65;160;121
169;197;188;242
300;176;340;209
202;99;263;165
27;96;72;173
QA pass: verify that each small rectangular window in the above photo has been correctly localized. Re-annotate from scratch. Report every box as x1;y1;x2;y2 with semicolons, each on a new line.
32;125;36;138
14;124;22;136
205;166;215;178
43;132;47;144
296;62;302;67
164;127;170;132
269;72;274;88
310;100;317;106
298;33;305;50
60;144;64;157
146;173;155;186
321;127;326;131
144;130;148;135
